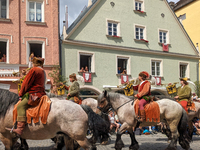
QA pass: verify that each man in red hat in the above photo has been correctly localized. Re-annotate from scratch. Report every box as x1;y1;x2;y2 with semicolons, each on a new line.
133;71;151;123
7;57;46;136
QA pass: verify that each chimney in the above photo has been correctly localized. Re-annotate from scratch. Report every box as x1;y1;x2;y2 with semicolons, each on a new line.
169;2;176;9
65;5;68;29
88;0;92;7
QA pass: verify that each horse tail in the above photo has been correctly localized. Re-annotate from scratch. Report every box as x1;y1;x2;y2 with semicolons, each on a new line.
81;105;110;136
178;109;191;149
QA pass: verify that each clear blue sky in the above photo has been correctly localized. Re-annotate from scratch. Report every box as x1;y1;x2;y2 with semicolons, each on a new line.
59;0;180;34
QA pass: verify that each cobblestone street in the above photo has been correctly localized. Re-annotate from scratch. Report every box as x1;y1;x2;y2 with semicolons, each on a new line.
0;133;200;150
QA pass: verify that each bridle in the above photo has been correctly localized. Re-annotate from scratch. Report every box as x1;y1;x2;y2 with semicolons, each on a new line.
97;94;135;114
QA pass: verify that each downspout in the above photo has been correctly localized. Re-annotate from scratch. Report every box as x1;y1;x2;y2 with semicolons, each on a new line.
197;63;199;97
19;0;22;64
58;0;62;74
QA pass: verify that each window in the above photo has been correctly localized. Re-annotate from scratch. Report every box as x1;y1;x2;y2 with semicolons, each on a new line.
159;30;169;44
135;27;144;40
134;0;144;12
27;0;44;22
30;43;42;57
79;52;95;73
135;1;142;11
179;63;189;78
135;25;146;41
117;56;130;74
0;0;7;18
151;60;163;76
106;19;121;37
0;41;7;63
108;22;117;36
27;41;45;64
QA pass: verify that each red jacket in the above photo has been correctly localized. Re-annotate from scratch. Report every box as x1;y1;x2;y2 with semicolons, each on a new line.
19;67;46;98
133;80;151;99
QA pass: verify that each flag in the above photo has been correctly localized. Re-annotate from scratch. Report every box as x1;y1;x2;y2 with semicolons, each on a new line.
162;43;168;52
83;73;92;82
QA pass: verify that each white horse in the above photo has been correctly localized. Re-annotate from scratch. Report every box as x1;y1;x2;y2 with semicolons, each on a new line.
0;89;107;150
97;91;191;150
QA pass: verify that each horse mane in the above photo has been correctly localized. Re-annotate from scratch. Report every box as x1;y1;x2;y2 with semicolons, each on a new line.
0;89;19;118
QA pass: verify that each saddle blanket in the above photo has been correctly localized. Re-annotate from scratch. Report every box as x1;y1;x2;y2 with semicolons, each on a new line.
13;95;51;124
134;99;160;122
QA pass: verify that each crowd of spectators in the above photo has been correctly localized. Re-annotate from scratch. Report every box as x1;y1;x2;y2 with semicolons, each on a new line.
118;67;127;74
80;66;89;73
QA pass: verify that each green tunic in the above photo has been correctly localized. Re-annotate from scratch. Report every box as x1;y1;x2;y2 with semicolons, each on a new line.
177;85;192;102
68;81;80;101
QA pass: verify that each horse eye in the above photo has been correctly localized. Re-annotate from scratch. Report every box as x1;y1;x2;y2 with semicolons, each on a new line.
101;100;105;104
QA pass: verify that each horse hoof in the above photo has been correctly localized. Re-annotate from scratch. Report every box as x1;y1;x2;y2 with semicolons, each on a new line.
101;141;108;145
129;144;139;150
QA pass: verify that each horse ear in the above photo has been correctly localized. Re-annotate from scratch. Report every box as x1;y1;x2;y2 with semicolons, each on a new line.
104;90;108;98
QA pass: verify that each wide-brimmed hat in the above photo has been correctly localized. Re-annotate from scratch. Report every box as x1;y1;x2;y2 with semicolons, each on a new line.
69;73;77;80
139;71;150;79
32;57;44;66
179;77;188;82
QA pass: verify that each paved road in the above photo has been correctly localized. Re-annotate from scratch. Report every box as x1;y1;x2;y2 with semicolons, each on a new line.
0;133;200;150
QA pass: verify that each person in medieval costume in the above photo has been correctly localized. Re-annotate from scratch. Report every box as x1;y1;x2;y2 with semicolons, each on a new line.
174;77;192;113
62;73;80;103
133;71;151;123
7;57;46;136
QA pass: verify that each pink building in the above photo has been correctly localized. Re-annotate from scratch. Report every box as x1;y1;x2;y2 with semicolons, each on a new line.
0;0;59;93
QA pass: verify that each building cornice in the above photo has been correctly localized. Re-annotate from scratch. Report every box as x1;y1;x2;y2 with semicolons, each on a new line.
63;39;200;60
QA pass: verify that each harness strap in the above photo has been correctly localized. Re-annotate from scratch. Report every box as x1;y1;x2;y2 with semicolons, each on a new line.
116;99;134;111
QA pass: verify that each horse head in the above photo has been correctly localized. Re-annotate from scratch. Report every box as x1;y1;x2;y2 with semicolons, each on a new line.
97;90;111;113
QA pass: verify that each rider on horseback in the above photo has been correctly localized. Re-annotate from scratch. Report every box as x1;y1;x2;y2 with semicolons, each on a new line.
61;73;80;104
7;57;46;136
133;71;151;123
174;77;192;113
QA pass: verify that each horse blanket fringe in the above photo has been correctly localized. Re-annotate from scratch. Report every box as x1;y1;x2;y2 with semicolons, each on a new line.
134;99;160;122
13;95;51;124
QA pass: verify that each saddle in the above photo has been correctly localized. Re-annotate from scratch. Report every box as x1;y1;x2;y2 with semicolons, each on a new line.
177;100;196;113
134;99;160;122
13;95;51;124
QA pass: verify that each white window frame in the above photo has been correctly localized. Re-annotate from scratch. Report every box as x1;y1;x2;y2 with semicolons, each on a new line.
158;28;169;44
0;38;9;63
134;0;145;11
78;51;95;73
134;24;146;40
116;55;131;75
106;19;121;37
26;0;44;22
0;0;9;19
150;59;163;77
179;62;189;78
26;40;45;64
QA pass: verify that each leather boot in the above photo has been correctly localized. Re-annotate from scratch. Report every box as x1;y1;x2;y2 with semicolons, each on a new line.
138;110;145;122
7;122;26;136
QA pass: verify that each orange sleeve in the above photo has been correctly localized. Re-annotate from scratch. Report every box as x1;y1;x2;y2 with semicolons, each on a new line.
137;82;151;99
19;68;36;97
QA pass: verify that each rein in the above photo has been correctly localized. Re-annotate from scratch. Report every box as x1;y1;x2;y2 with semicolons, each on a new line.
116;99;134;111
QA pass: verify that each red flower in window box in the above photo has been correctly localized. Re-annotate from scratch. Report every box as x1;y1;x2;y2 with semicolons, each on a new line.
113;35;120;38
136;10;144;13
140;39;149;43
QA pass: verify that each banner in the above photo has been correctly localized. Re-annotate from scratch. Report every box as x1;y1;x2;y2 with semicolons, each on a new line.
83;73;92;82
166;84;177;95
121;75;129;84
